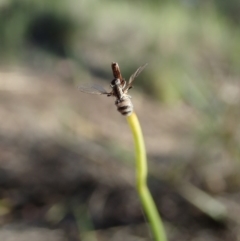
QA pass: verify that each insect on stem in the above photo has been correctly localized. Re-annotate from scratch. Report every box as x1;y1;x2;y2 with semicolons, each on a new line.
79;62;148;116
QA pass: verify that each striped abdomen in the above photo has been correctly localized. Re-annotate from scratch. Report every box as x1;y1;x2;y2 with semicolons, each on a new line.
115;95;133;116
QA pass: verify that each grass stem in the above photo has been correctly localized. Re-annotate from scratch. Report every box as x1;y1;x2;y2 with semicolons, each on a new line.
126;112;167;241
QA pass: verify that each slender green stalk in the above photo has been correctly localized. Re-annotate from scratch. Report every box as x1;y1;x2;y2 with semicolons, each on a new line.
126;112;167;241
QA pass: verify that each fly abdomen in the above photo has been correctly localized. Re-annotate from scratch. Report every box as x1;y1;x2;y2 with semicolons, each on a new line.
115;96;133;116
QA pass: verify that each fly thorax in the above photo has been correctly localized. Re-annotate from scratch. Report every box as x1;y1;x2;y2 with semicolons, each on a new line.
111;80;124;99
111;78;121;86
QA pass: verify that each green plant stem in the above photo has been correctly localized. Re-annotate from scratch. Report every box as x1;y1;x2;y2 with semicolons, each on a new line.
126;112;167;241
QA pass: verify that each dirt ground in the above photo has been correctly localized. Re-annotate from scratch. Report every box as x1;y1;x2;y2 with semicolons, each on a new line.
0;63;239;241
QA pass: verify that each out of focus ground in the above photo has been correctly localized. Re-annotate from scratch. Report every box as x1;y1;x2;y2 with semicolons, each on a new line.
0;63;239;241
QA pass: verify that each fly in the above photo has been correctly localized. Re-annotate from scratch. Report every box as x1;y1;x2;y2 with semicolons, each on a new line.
79;62;147;116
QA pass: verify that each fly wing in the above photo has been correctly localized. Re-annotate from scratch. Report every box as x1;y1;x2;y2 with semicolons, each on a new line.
124;63;148;91
78;84;111;95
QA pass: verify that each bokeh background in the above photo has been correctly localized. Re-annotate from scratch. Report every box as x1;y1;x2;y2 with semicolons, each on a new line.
0;0;240;240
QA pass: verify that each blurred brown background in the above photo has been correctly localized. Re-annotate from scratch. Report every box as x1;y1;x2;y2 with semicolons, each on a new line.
0;0;240;240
